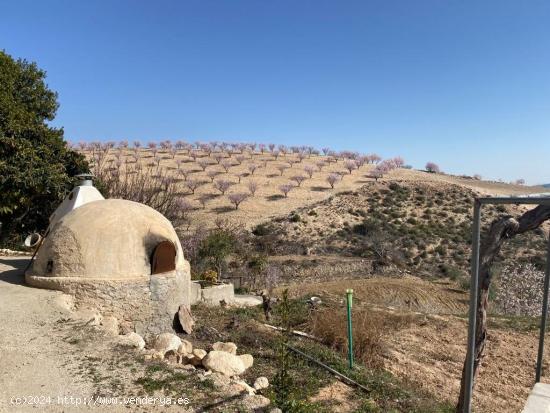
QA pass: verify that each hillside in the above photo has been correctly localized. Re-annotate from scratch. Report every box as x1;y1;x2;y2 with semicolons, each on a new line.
251;180;549;280
81;143;546;232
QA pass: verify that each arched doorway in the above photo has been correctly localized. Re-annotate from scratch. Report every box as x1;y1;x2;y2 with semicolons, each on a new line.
151;240;176;274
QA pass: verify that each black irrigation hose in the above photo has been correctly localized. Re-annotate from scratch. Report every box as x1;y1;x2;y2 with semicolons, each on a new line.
285;344;370;394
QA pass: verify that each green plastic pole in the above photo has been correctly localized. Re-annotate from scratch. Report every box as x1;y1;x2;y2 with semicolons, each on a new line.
346;289;354;369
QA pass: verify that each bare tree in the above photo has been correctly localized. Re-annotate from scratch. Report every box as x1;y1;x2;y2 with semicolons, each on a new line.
291;175;307;187
277;164;289;176
326;173;340;189
247;180;259;196
213;179;234;195
371;169;384;182
185;178;202;194
248;163;259;175
279;183;294;198
221;159;233;173
227;192;249;210
392;156;405;168
179;168;191;181
176;197;194;221
344;160;357;174
206;170;218;182
198;158;210;171
425;161;440;173
304;165;315;178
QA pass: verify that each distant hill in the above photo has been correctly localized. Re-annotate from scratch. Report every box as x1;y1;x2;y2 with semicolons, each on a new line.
542;183;550;188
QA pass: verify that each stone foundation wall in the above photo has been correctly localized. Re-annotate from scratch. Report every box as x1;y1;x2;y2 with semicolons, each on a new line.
189;281;235;306
26;270;190;338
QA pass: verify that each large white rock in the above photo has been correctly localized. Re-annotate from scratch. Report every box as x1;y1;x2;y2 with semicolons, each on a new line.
154;333;182;355
177;339;193;355
212;341;238;355
254;376;269;390
117;332;145;350
202;350;246;377
239;354;254;369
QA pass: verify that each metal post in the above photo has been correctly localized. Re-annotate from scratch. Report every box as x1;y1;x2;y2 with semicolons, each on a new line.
536;237;550;382
346;289;354;369
463;200;482;413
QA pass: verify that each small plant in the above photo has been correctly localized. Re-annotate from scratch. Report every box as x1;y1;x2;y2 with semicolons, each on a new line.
289;213;301;223
201;269;218;284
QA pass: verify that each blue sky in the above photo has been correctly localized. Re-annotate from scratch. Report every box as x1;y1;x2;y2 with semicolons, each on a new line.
1;1;549;184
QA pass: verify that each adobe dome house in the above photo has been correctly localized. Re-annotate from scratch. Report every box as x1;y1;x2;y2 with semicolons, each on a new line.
25;180;191;337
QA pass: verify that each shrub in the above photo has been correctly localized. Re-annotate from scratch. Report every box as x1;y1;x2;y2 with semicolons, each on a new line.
198;230;235;278
201;269;218;284
253;224;271;236
310;308;410;368
289;213;301;223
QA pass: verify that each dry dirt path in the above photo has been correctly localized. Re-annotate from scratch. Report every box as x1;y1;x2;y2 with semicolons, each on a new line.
0;256;99;413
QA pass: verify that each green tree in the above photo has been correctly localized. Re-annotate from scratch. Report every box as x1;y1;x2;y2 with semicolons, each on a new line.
0;50;88;246
198;230;235;279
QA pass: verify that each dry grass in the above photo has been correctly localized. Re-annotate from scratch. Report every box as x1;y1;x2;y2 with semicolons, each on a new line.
310;307;413;368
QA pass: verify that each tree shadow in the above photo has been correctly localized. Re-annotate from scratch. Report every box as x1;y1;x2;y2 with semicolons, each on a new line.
266;194;284;201
310;186;328;192
0;258;31;286
212;206;234;214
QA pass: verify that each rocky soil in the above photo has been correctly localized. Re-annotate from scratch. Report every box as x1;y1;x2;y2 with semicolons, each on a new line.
0;257;270;412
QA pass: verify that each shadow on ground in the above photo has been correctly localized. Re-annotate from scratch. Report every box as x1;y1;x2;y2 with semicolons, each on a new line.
0;258;30;286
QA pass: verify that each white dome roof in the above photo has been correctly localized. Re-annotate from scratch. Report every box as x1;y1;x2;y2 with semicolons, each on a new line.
29;199;185;279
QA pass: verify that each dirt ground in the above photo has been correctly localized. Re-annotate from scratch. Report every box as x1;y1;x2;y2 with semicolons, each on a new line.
277;275;550;412
0;257;196;413
385;314;550;413
2;256;549;412
0;257;97;412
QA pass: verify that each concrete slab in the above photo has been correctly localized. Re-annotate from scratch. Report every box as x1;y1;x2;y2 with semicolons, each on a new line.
201;283;234;306
522;382;550;413
233;294;262;307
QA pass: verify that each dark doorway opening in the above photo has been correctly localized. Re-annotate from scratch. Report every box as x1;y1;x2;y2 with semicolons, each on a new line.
151;240;176;275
